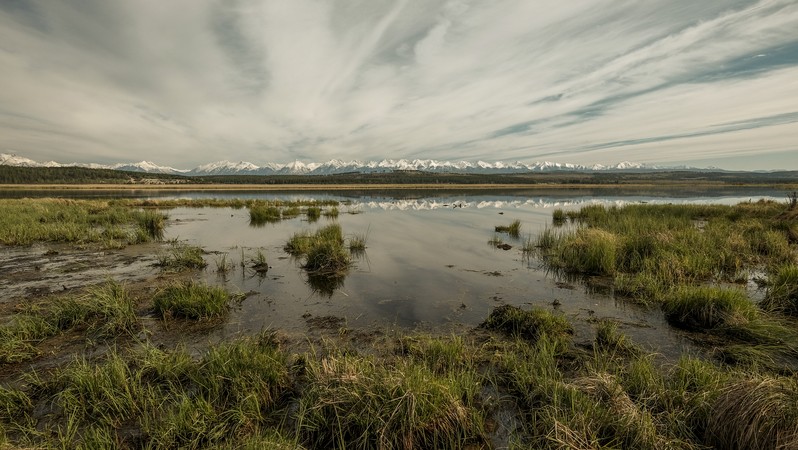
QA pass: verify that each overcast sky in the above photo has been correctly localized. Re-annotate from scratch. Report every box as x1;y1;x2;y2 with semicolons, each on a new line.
1;0;797;169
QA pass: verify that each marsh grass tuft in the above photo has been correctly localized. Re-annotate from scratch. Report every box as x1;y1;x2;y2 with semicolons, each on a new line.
0;281;137;363
706;376;798;450
306;206;321;222
136;210;166;240
482;305;573;347
251;248;269;273
761;264;798;316
281;206;301;219
594;319;639;356
552;208;567;226
157;242;207;271
348;230;368;255
285;224;351;276
495;219;521;238
298;354;484;450
215;253;232;275
152;281;232;320
662;286;757;330
323;207;339;218
249;203;281;225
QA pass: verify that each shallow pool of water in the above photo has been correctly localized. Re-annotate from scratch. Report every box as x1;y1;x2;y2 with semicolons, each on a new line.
3;187;785;357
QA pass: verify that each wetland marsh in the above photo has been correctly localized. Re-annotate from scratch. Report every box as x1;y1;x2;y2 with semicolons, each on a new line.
1;188;797;449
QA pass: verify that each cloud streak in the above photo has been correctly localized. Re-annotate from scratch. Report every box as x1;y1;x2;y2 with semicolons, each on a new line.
0;0;796;169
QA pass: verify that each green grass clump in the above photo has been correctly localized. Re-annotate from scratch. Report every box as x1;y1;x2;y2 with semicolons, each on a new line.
135;210;166;240
761;264;798;316
552;208;566;226
305;239;351;275
556;228;618;275
398;335;473;375
662;286;757;330
594;319;640;356
298;354;484;449
249;204;282;225
306;206;321;221
706;376;798;450
157;242;207;270
152;281;232;320
285;224;351;276
0;281;138;363
281;206;302;219
495;219;521;238
482;305;573;347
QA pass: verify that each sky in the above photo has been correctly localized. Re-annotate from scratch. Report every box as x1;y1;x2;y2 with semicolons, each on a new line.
1;0;797;170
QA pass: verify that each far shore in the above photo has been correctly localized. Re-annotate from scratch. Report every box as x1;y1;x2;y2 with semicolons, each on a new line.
1;182;796;191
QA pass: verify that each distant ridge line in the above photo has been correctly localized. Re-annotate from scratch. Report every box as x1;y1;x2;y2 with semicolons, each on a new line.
0;152;726;176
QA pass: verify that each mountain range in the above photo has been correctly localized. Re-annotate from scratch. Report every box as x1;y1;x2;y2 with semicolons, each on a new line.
0;153;710;176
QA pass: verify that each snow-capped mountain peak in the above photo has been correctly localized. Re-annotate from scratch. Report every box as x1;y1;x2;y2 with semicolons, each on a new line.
0;152;707;176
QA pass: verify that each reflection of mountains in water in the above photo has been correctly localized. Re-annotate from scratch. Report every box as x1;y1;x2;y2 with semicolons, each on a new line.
346;196;781;211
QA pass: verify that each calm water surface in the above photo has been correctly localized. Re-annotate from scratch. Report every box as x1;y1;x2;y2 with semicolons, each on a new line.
153;188;783;355
3;188;785;356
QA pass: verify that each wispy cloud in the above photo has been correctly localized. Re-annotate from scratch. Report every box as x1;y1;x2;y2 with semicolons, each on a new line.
0;0;796;169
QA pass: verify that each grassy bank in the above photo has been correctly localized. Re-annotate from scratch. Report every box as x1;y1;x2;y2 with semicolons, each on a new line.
1;302;797;449
535;201;798;371
536;201;797;302
0;199;166;246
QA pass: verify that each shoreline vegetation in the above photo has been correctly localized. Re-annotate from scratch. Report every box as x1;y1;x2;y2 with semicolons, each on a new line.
1;197;797;448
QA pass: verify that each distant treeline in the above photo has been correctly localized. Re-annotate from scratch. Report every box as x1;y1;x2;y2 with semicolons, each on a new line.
0;165;796;186
0;166;194;184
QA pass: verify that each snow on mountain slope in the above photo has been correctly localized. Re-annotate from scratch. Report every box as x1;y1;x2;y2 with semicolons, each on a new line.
1;153;694;176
